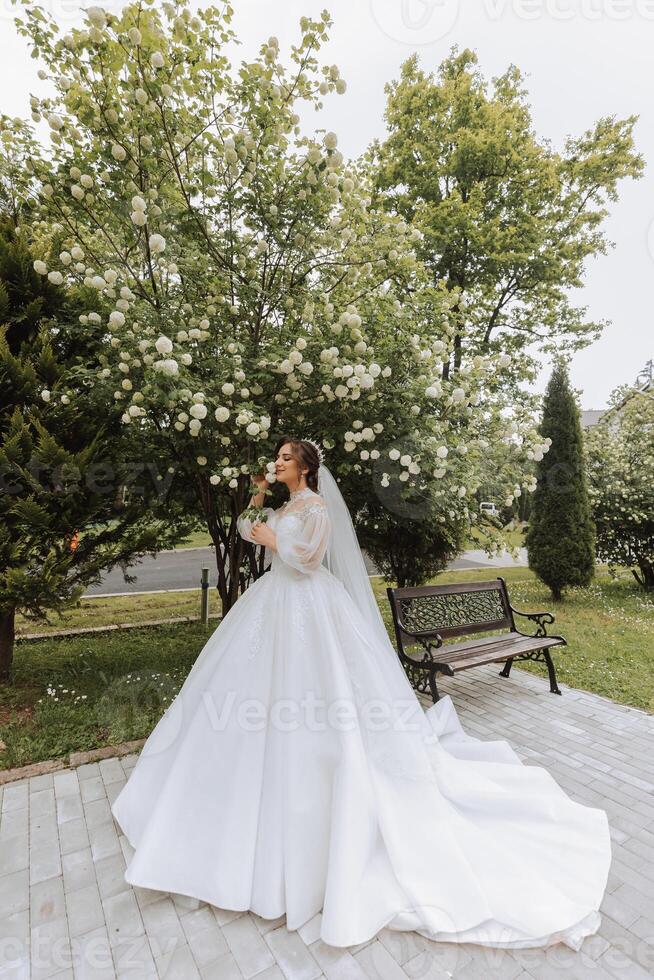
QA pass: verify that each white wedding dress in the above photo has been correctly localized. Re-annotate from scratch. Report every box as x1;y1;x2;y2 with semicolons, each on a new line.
111;484;612;952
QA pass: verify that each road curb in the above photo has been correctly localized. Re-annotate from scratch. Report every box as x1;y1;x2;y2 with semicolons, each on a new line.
16;612;221;643
0;738;147;785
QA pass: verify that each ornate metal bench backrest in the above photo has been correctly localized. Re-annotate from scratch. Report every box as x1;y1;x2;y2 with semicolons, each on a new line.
387;579;514;660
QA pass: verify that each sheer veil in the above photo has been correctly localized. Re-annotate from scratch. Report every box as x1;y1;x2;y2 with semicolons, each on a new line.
316;462;439;781
317;463;391;651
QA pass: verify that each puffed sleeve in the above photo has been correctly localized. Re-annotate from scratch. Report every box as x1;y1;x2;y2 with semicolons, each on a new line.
237;506;276;544
275;502;331;573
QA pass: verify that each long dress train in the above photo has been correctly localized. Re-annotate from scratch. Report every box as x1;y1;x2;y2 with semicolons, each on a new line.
111;486;611;951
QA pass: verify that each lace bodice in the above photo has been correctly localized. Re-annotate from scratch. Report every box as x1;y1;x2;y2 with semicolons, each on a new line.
277;488;327;522
236;487;330;574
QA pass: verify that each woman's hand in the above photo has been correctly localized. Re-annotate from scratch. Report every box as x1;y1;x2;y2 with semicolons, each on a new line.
252;472;271;491
249;472;271;509
250;520;277;551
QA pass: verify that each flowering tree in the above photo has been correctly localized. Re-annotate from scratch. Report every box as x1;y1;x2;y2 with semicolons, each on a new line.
0;118;195;680
586;388;654;591
15;0;548;612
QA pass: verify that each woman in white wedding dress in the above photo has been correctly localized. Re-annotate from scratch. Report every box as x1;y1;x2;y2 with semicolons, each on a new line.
111;436;612;953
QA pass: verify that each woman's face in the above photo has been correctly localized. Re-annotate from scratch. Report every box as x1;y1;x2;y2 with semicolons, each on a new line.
274;443;307;491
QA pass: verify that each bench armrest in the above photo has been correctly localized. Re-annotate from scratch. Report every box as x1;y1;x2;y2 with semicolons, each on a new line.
395;625;444;663
509;606;555;638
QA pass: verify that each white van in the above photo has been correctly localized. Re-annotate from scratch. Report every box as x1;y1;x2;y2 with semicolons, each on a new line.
479;501;499;517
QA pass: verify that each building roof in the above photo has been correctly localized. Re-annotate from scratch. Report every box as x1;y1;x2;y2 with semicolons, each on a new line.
581;409;605;429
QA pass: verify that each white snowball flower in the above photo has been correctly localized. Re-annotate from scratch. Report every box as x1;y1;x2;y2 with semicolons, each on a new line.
59;251;72;265
451;388;466;403
128;27;142;44
389;448;401;461
436;446;448;459
498;354;512;368
70;184;84;201
154;358;178;376
221;382;235;396
131;211;148;227
109;311;126;328
150;51;164;68
148;233;166;254
399;454;411;467
33;260;47;275
214;406;230;422
197;456;207;466
155;335;173;354
246;421;260;436
324;132;338;150
47;271;64;285
41;389;51;402
71;246;84;260
189;403;207;420
80;174;93;188
91;275;105;290
111;144;127;161
87;6;106;28
48;114;64;131
131;195;147;212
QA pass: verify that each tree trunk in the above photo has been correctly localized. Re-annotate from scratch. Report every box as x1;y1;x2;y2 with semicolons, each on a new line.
633;562;654;591
0;607;16;683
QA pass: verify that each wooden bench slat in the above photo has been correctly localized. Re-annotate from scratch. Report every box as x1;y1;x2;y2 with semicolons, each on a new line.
437;633;565;662
386;576;566;703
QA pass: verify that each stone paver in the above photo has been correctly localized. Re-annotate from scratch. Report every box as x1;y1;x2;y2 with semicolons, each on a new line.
1;665;653;979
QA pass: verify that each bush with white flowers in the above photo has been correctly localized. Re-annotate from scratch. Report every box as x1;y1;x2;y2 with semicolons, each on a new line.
16;0;546;608
586;387;654;591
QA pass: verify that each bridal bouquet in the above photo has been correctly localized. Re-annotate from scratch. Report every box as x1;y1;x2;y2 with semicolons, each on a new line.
239;481;272;524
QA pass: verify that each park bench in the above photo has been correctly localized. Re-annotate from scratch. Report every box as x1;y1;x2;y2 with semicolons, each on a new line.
386;577;566;704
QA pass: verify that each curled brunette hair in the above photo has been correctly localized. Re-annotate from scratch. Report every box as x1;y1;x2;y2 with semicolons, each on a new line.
273;435;321;493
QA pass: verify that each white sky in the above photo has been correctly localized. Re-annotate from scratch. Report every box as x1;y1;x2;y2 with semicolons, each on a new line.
1;0;652;409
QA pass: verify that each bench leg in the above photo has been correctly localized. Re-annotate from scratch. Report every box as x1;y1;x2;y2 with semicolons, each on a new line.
544;651;562;695
428;669;441;704
499;657;513;679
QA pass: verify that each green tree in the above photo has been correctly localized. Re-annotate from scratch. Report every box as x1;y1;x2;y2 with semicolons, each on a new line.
370;48;644;381
0;123;192;679
15;1;547;609
586;386;654;591
526;361;595;601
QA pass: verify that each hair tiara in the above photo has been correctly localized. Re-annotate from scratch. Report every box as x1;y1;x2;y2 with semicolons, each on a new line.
303;437;325;466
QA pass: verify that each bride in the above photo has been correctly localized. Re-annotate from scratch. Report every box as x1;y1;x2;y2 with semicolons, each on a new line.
111;435;611;952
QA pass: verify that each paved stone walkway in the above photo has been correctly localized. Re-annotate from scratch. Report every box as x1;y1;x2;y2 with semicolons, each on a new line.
2;665;653;979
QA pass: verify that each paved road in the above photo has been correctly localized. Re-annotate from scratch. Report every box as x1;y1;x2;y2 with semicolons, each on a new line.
84;546;528;597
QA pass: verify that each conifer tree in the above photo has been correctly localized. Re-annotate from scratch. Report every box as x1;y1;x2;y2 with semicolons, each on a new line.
0;218;191;680
526;361;595;601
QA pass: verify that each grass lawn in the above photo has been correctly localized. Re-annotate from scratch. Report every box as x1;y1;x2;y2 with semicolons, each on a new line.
15;589;215;637
2;566;652;771
465;525;526;551
173;529;214;549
